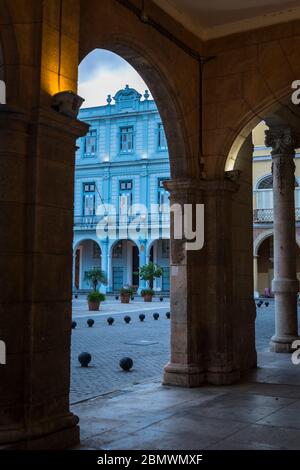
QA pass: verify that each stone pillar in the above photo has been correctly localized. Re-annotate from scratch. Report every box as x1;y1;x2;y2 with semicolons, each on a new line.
253;255;259;298
163;177;247;387
0;105;88;449
265;126;300;352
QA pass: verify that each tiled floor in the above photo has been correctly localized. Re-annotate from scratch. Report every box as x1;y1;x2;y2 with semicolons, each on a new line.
72;352;300;450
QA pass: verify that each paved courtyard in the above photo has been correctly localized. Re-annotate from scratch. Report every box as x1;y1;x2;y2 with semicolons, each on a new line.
71;297;171;403
71;298;300;404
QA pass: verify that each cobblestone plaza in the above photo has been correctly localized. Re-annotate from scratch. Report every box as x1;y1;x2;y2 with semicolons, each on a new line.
70;299;300;403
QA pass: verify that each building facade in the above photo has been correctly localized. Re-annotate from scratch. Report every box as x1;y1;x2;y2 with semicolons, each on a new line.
73;85;170;293
73;93;300;298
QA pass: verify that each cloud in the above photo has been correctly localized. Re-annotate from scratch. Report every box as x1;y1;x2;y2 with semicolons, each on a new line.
78;49;152;108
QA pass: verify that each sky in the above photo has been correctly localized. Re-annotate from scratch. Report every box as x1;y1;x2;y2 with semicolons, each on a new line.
78;49;152;108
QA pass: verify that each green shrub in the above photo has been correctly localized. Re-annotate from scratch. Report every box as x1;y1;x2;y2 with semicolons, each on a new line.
141;288;155;297
120;287;134;296
87;291;105;302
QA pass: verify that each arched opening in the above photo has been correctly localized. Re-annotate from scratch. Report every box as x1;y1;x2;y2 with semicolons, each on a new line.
73;239;102;291
255;234;300;296
225;102;300;357
71;47;173;406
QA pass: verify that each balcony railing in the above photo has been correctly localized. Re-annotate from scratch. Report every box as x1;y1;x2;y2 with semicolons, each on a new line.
74;212;170;229
253;208;300;223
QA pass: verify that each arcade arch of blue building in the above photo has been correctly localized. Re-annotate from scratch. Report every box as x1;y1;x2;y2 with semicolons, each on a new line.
73;85;170;294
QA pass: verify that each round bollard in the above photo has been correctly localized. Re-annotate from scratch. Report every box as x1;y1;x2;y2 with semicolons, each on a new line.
119;357;133;372
107;317;114;325
72;321;77;329
160;296;163;302
139;313;145;322
265;302;269;307
153;313;159;320
124;315;131;324
87;318;94;328
78;352;92;367
166;312;170;319
115;295;119;300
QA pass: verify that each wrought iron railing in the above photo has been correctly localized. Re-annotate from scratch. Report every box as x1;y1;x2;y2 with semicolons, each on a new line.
74;212;170;228
253;208;300;223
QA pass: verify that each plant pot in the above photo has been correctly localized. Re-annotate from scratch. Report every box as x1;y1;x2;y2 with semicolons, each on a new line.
143;294;153;302
120;293;130;304
88;300;100;311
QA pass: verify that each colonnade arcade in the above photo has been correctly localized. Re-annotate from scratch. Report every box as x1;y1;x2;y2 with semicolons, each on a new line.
1;0;300;450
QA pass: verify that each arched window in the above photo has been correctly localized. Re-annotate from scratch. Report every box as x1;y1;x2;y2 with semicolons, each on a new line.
257;175;299;190
257;175;273;190
255;174;300;210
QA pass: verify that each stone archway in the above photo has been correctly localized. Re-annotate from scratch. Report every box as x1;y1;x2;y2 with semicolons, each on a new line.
73;239;102;290
79;0;198;180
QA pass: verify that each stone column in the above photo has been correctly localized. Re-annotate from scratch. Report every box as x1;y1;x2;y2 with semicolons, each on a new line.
265;126;300;352
0;105;88;449
253;255;259;298
163;176;248;387
162;178;205;387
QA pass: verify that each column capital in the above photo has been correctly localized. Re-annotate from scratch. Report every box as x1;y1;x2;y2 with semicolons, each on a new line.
265;126;300;156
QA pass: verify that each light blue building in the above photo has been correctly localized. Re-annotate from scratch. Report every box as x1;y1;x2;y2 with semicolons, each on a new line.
73;85;170;294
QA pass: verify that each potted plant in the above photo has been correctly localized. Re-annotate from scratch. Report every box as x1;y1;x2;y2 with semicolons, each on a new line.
120;287;133;304
84;267;107;311
87;290;105;311
141;288;155;302
138;262;163;302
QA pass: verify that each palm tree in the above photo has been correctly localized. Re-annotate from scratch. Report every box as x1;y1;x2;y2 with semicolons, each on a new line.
84;267;107;292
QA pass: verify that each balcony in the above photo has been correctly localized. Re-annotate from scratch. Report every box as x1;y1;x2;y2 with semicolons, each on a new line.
253;208;300;223
74;212;170;229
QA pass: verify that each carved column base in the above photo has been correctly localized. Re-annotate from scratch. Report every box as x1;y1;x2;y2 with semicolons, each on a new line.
270;334;300;353
163;362;205;387
0;412;79;450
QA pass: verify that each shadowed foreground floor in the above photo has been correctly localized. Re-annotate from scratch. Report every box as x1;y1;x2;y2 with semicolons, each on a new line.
72;352;300;450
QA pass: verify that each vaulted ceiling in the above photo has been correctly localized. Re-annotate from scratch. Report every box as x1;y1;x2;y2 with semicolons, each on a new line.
152;0;300;39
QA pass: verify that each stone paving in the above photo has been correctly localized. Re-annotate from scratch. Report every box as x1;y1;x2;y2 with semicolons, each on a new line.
71;297;300;404
73;352;300;450
71;297;170;403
